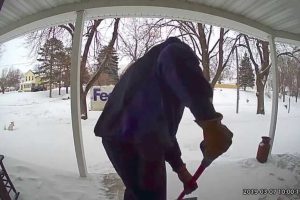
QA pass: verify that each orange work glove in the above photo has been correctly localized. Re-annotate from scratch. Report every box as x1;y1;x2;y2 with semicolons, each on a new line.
176;164;198;194
196;113;233;160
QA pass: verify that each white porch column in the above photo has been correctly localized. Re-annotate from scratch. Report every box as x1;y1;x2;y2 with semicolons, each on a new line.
268;35;279;154
70;10;87;177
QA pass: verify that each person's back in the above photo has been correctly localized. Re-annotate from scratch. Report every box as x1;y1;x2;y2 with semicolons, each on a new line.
94;37;233;200
94;37;183;146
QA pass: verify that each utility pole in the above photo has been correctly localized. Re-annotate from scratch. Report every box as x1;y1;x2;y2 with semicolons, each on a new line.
236;45;240;114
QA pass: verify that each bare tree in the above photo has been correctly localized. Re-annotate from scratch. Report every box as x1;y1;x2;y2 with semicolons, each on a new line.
26;19;106;115
239;36;300;114
81;18;120;119
0;67;21;93
278;56;288;102
59;19;112;118
239;35;271;114
26;27;71;56
277;45;300;60
160;20;239;88
275;44;300;102
210;28;240;87
118;18;163;62
279;56;300;101
0;68;8;93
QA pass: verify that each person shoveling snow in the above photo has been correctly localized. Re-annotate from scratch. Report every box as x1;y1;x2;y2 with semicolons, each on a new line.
94;37;233;200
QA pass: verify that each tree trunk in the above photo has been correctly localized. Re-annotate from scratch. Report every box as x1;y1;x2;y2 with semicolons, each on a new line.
81;96;88;119
59;70;62;95
49;68;53;98
210;30;238;88
288;96;291;113
81;18;119;120
49;54;53;98
197;23;210;82
243;36;270;115
79;19;102;119
296;71;299;103
80;85;88;120
256;78;265;114
281;72;285;102
58;82;61;95
49;82;52;98
211;28;224;88
66;86;69;94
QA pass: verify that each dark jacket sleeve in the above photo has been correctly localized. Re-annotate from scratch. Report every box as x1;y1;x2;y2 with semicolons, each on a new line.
164;137;185;172
157;42;217;121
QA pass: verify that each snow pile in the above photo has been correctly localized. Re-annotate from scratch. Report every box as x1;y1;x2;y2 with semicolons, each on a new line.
167;154;300;200
2;154;300;200
0;88;300;199
3;157;99;200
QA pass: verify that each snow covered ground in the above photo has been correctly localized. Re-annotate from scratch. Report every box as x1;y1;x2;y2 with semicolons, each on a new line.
0;88;299;200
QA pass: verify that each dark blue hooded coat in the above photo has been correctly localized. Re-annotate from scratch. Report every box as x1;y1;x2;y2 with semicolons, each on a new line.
94;37;217;165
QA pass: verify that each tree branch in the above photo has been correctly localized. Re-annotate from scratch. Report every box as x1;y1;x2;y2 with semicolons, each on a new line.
84;18;120;95
243;34;259;74
207;25;213;47
58;25;74;38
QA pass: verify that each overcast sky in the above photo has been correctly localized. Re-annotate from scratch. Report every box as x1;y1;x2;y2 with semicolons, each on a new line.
0;34;130;74
0;36;37;73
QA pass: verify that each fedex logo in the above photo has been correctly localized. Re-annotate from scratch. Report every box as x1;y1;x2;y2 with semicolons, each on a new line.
93;88;111;101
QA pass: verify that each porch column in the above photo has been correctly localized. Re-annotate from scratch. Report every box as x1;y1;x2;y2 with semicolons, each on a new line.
268;34;279;154
70;10;87;177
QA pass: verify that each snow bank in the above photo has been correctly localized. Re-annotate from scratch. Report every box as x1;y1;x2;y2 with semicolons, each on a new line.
167;154;300;200
2;154;300;200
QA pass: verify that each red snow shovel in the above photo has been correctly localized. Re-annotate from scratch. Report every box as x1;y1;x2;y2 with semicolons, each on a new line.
177;142;214;200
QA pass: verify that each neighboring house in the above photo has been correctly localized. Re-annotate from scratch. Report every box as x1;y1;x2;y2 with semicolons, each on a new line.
19;70;42;92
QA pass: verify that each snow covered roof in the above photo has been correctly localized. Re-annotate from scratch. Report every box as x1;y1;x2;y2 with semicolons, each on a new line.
0;0;300;45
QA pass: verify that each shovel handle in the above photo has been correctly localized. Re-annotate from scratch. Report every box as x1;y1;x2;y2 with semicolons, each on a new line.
177;142;213;200
177;162;207;200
